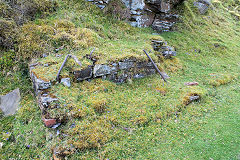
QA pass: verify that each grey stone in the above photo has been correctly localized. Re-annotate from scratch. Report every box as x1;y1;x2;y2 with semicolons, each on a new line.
160;71;170;79
97;4;106;9
194;0;211;14
61;78;71;87
88;0;183;32
44;63;49;67
0;88;21;116
74;66;93;81
134;73;145;79
119;61;134;70
40;96;58;108
31;72;51;94
189;96;200;102
93;64;112;77
163;51;177;58
152;40;177;58
42;53;48;58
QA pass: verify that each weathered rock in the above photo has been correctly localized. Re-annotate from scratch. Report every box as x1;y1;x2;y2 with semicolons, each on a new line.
160;71;170;79
0;88;21;116
184;82;199;86
42;117;57;127
152;13;179;32
152;40;177;58
93;64;112;77
73;66;93;81
39;95;58;109
31;72;51;95
189;95;200;102
61;78;71;87
194;0;211;14
119;61;134;70
88;0;184;31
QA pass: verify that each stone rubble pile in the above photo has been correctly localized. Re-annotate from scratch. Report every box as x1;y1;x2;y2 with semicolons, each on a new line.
152;40;176;58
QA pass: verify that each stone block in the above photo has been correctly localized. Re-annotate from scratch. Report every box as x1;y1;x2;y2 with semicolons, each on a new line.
93;64;112;77
0;88;21;116
74;66;93;81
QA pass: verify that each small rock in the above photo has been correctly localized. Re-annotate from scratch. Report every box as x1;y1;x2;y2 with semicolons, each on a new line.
51;123;61;129
97;5;105;9
184;82;199;86
42;53;48;58
194;0;211;14
189;96;200;101
161;72;170;79
0;142;3;149
0;88;21;116
42;118;57;128
61;78;71;87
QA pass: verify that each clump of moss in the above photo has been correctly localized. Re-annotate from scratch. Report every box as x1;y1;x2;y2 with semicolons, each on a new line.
70;105;90;119
68;119;111;150
154;87;167;95
162;57;183;73
181;86;206;106
31;54;92;82
0;50;16;70
0;19;17;49
17;23;55;60
53;27;100;49
86;93;109;114
155;111;167;123
0;108;3;119
133;116;149;126
16;95;38;124
0;2;15;19
208;74;235;87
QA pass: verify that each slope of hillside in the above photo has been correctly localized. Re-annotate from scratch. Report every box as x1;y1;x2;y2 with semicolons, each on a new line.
0;0;239;159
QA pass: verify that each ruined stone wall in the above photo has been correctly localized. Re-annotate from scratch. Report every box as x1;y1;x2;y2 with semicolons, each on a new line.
87;0;184;32
29;40;176;127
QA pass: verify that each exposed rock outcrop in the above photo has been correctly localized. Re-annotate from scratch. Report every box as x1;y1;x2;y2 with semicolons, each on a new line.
88;0;184;32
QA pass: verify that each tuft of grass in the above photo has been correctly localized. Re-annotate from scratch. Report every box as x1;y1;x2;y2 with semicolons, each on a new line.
208;73;235;87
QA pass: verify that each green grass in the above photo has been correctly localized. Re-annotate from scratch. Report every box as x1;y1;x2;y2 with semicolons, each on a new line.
0;0;240;159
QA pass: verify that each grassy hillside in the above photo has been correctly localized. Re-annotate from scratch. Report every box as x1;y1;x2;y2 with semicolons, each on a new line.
0;0;239;159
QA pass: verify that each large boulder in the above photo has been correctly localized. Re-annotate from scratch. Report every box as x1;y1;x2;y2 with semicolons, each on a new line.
0;88;21;116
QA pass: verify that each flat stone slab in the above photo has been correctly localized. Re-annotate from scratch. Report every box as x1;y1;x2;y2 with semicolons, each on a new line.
0;88;21;116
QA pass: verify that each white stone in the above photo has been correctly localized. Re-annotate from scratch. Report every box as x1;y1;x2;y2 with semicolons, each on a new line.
61;78;71;87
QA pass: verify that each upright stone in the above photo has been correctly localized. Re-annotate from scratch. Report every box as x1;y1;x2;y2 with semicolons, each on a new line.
0;88;21;116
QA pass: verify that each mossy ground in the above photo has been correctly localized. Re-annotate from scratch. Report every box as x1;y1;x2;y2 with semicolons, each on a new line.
0;0;240;159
